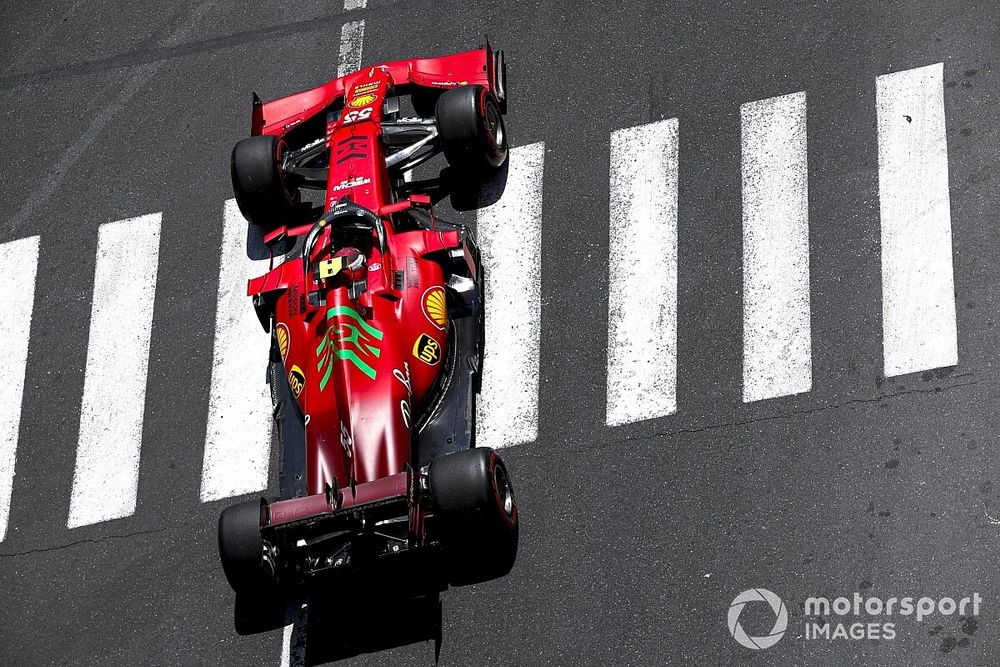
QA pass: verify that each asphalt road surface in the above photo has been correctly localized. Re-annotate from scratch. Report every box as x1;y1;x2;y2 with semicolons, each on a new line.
1;1;999;664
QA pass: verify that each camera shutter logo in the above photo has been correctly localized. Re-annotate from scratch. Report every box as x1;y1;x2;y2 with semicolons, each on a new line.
728;588;788;650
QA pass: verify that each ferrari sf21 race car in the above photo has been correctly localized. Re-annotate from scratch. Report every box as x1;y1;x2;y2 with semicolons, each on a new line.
216;42;519;616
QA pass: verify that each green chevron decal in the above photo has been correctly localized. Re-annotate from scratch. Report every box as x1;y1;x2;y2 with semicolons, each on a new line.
317;305;383;388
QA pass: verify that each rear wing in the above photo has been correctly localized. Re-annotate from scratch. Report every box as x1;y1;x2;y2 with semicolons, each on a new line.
250;41;507;136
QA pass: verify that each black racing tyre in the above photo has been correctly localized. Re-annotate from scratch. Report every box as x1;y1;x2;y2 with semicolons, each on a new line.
435;85;508;171
218;499;272;594
430;447;518;586
231;135;300;230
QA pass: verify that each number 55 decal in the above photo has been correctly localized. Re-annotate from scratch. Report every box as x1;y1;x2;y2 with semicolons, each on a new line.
342;107;373;124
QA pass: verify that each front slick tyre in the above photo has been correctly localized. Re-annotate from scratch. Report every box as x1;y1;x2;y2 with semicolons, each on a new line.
430;447;518;586
435;85;508;172
230;135;299;230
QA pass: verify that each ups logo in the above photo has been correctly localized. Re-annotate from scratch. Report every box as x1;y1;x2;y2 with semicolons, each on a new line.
412;334;441;365
288;365;305;398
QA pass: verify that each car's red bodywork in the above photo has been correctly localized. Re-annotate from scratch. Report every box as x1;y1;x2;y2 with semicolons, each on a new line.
244;47;500;532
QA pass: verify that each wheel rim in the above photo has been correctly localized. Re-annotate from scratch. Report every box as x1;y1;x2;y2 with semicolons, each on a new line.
275;139;300;205
493;461;515;520
485;101;504;149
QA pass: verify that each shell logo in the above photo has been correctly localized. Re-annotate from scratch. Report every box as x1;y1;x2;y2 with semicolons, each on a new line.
348;93;378;109
275;323;290;360
421;287;447;330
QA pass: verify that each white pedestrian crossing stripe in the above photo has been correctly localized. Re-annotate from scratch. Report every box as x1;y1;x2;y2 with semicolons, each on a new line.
606;119;679;426
0;63;965;536
0;236;40;541
477;142;545;449
877;63;958;377
741;91;813;402
200;199;275;502
337;20;365;79
69;214;161;528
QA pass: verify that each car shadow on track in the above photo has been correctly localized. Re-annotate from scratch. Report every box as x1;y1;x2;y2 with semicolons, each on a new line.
232;587;443;663
296;593;442;665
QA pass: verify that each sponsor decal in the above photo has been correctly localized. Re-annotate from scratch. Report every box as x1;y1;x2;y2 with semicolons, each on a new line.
287;283;299;316
287;365;305;398
275;323;290;360
336;136;367;164
368;262;381;271
421;286;447;330
332;176;371;192
352;81;379;95
405;256;419;288
317;305;383;386
431;80;469;87
412;333;441;365
393;362;413;428
348;92;378;109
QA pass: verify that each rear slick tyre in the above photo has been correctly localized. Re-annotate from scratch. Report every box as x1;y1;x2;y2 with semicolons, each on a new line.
218;499;272;593
430;447;519;586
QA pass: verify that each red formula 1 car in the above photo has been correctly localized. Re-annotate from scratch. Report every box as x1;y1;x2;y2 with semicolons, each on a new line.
216;43;518;611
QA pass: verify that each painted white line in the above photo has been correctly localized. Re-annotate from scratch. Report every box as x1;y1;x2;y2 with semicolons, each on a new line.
877;63;958;377
279;604;307;667
68;215;161;528
280;624;292;667
606;119;679;426
200;200;275;502
0;236;40;541
343;0;367;9
740;91;812;402
476;143;544;449
337;20;365;78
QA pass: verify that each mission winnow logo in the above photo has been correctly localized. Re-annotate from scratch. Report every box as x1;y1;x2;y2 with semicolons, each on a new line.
727;588;983;648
